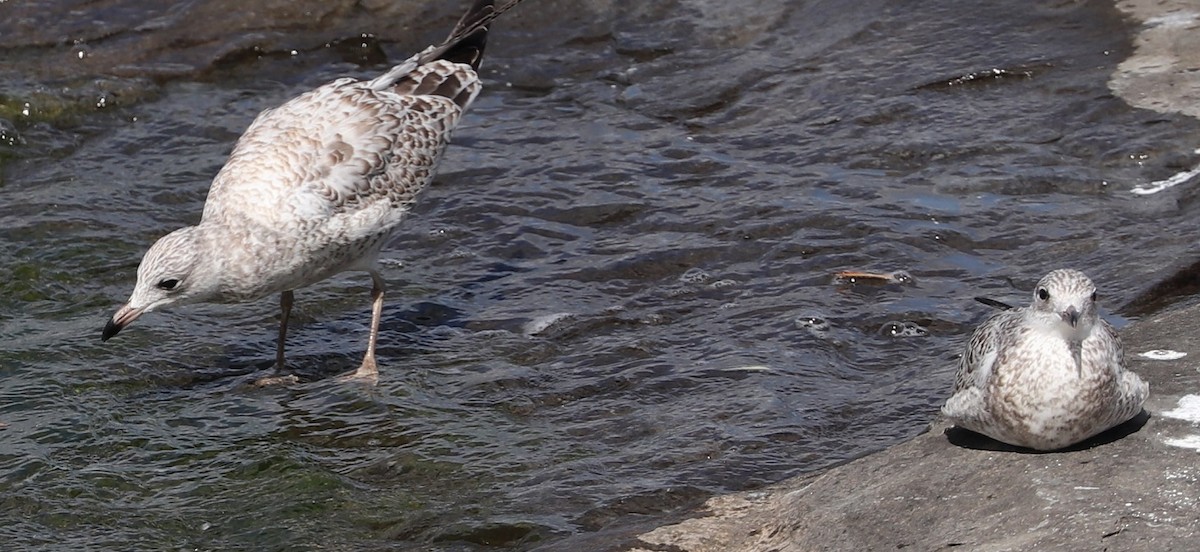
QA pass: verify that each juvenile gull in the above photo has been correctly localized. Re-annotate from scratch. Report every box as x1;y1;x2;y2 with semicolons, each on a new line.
102;0;523;383
942;269;1148;450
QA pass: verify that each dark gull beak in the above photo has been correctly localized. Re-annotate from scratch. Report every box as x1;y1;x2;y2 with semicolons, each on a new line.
1062;306;1080;329
102;303;143;341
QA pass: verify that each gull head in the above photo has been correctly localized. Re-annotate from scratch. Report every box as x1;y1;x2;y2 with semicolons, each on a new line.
1029;268;1099;341
102;227;220;341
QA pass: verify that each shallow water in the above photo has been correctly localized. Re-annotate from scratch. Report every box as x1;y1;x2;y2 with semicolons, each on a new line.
3;0;1200;549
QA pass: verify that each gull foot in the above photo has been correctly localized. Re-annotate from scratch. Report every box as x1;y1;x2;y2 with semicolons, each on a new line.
337;358;379;385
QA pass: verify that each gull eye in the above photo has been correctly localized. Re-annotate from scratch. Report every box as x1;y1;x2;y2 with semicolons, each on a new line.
1037;288;1050;301
156;278;180;291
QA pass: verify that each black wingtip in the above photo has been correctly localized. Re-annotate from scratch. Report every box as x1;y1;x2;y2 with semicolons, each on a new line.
420;0;524;69
439;28;489;70
974;296;1016;311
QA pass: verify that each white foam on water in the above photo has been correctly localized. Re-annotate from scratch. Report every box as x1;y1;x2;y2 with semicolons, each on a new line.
1139;349;1188;360
1163;435;1200;451
1145;11;1200;29
724;365;771;372
523;312;575;337
1131;150;1200;195
1160;394;1200;424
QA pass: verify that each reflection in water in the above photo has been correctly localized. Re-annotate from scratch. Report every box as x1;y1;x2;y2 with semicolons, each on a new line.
2;0;1200;549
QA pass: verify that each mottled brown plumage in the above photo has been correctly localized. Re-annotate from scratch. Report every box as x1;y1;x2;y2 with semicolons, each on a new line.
942;269;1148;450
102;0;525;383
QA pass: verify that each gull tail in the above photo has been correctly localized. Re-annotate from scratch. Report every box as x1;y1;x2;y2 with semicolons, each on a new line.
370;0;524;111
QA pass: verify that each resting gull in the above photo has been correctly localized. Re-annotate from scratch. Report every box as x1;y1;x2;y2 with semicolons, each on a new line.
942;269;1148;450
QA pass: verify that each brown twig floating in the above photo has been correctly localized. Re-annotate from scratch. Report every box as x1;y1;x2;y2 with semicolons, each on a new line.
834;270;914;285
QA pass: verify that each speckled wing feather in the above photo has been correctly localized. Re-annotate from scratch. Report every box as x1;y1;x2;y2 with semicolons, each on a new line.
952;310;1015;394
201;67;478;236
1098;318;1124;366
1096;317;1148;424
197;0;528;239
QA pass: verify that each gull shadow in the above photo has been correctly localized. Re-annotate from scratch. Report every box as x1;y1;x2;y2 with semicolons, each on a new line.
944;409;1152;453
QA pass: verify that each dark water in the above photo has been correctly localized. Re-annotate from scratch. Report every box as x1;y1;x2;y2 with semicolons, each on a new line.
3;0;1200;550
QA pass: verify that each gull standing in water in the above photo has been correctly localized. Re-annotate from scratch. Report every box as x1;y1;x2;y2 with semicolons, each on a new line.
942;269;1148;450
102;0;523;384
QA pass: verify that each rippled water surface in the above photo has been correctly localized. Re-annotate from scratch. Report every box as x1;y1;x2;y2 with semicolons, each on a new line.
4;0;1200;549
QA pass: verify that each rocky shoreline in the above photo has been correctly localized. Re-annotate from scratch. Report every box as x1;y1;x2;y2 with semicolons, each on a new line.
626;300;1200;551
625;1;1200;548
